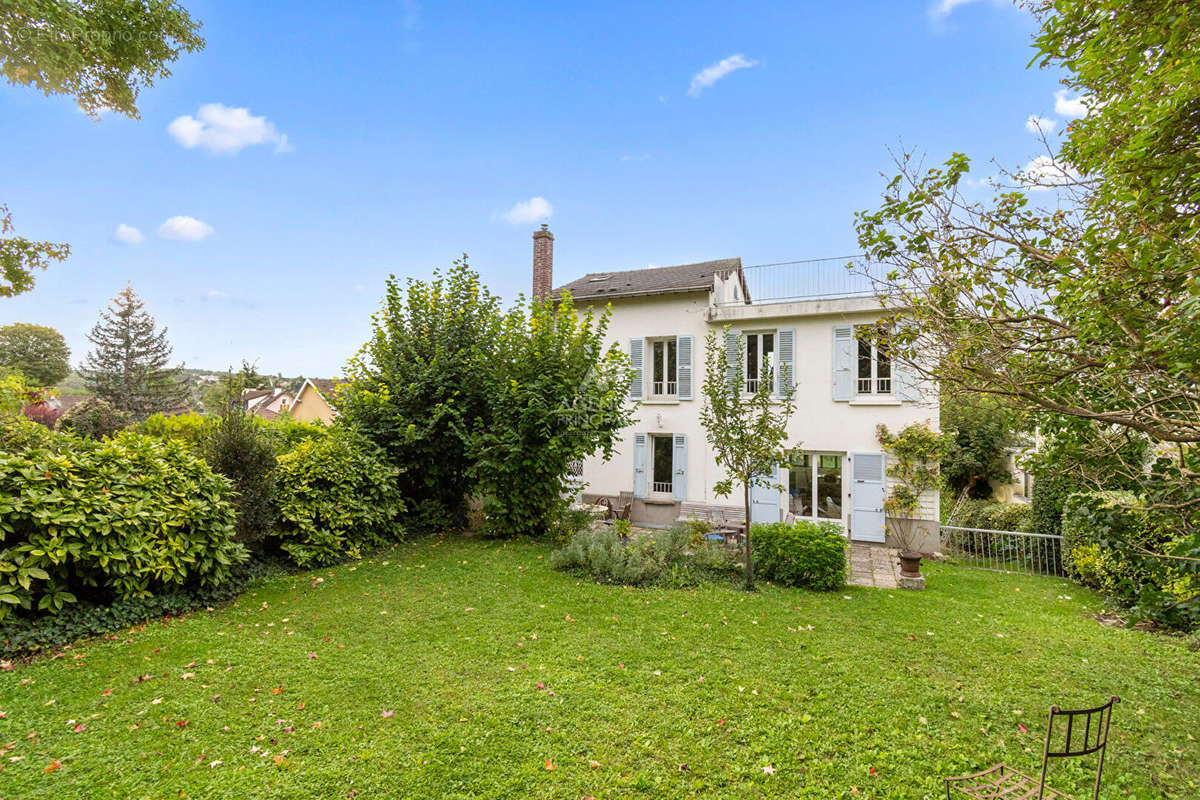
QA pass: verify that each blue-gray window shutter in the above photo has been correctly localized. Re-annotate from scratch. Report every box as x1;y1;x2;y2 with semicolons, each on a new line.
832;325;854;401
632;433;648;498
775;327;795;396
629;338;644;400
676;335;693;400
672;434;687;501
725;330;741;391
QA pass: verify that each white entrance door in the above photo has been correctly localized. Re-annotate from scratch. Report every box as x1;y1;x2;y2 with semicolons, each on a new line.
849;452;887;543
750;475;780;524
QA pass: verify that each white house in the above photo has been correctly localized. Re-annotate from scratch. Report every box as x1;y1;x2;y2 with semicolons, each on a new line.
536;227;941;551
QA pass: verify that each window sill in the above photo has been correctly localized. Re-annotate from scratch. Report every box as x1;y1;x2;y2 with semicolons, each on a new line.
642;398;681;405
849;397;901;406
644;497;677;505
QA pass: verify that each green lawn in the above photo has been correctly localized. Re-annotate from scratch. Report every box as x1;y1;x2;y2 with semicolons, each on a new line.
1;538;1196;799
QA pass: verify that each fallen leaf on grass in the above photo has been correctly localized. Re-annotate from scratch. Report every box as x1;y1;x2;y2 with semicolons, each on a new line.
544;759;555;771
44;759;62;772
380;710;395;719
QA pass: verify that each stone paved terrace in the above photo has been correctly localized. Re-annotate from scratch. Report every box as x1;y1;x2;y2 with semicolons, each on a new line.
847;541;900;589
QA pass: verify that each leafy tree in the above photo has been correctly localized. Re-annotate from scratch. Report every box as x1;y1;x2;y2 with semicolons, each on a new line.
856;0;1198;467
80;285;187;419
0;0;203;298
1;205;70;299
941;395;1022;499
699;328;796;589
0;322;71;386
340;258;503;532
204;368;278;544
201;362;272;415
855;0;1200;620
469;293;633;537
0;0;204;118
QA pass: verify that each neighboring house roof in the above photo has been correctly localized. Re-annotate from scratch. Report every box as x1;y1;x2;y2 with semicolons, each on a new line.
553;258;746;302
293;378;340;419
307;378;338;398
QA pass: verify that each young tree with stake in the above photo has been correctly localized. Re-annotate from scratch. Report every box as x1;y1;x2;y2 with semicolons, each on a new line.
699;328;796;589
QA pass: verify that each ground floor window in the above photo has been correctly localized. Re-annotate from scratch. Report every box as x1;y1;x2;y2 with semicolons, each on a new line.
788;452;844;520
651;434;673;494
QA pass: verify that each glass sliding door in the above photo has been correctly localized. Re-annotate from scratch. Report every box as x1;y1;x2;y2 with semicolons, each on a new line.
788;452;845;522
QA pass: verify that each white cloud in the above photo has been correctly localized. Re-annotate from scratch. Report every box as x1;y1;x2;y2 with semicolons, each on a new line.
1053;90;1089;118
1024;114;1056;136
930;0;983;20
201;289;253;307
687;54;758;97
167;103;292;155
158;216;214;241
113;224;144;245
1022;155;1079;190
503;196;553;225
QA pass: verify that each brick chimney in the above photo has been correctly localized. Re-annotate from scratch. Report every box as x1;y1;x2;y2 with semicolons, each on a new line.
532;224;554;300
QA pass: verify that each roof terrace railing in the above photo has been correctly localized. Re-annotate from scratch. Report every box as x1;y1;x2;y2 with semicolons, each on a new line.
732;256;890;305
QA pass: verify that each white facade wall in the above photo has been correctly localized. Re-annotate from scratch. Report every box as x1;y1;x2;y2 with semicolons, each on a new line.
577;289;940;542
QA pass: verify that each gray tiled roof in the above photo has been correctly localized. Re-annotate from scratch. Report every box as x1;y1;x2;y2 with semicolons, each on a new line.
553;257;743;301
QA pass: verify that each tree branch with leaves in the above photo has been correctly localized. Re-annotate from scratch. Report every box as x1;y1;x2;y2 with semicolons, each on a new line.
699;328;796;589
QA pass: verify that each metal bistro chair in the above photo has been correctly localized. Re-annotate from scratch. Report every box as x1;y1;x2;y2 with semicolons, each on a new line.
945;697;1119;800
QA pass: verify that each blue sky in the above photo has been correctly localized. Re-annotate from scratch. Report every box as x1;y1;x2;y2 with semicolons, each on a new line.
1;0;1075;377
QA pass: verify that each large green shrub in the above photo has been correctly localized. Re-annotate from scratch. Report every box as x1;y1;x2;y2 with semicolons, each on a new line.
1062;491;1198;629
260;415;327;453
134;411;216;448
752;520;847;591
950;499;1034;533
57;395;131;439
0;421;247;621
1031;470;1074;539
273;428;405;566
470;294;632;538
205;409;277;544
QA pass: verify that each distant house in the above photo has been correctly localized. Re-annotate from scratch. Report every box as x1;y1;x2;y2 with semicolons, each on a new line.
291;378;338;424
243;386;294;421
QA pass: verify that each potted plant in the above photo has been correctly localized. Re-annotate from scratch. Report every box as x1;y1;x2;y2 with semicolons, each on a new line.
877;422;945;589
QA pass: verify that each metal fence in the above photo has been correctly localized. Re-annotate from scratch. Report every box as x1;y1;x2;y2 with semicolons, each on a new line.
940;525;1065;577
732;256;887;305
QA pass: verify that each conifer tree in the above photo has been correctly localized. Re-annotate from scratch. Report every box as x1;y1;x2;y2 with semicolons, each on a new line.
81;285;187;419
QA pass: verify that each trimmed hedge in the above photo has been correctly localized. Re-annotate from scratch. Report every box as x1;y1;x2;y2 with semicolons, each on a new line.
0;419;247;622
273;428;405;566
753;520;847;590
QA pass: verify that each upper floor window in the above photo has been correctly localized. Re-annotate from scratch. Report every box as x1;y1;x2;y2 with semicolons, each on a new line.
857;336;891;395
649;337;678;397
745;331;774;393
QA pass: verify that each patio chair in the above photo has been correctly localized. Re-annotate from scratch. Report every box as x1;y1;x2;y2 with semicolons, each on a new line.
615;491;633;523
945;697;1119;800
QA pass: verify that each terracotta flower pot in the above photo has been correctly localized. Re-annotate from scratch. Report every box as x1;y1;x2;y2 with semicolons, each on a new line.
898;551;923;578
